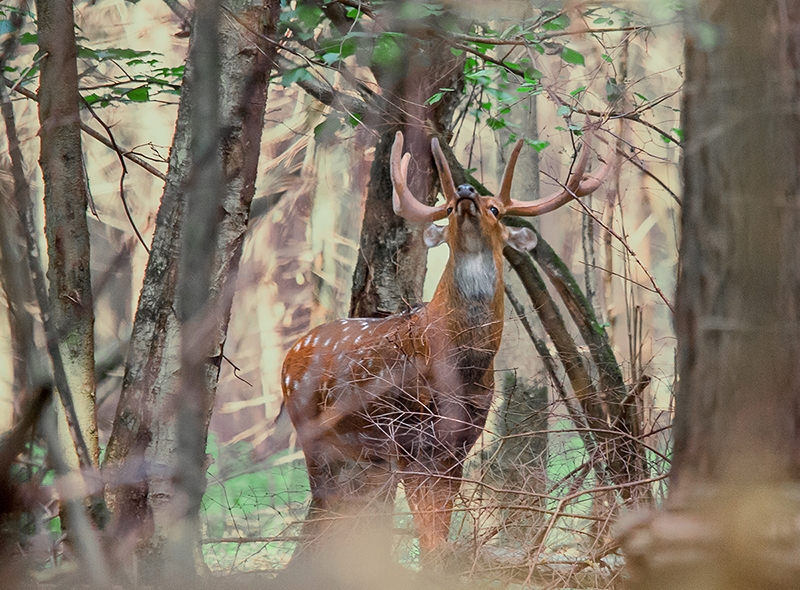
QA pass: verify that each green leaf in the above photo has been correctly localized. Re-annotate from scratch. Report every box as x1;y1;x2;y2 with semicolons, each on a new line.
486;116;506;130
125;86;149;102
399;2;444;19
601;53;613;63
634;92;649;102
450;47;464;56
671;127;684;140
321;52;341;65
296;4;323;30
83;93;101;105
593;17;609;24
372;32;402;66
606;77;624;103
426;92;444;105
465;68;492;85
425;87;454;105
525;139;550;152
556;105;571;117
95;47;158;60
524;68;542;82
314;116;342;141
570;85;586;96
560;46;585;66
543;14;570;31
77;46;100;60
280;67;312;87
19;32;36;45
348;113;362;127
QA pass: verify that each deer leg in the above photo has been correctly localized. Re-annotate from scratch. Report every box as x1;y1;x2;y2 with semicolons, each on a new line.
402;465;462;566
295;453;342;553
340;459;399;555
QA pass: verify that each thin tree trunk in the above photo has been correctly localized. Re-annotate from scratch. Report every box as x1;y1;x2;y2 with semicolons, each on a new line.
102;0;281;580
170;0;222;579
36;0;98;469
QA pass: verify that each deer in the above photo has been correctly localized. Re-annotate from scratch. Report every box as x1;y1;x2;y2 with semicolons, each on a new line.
281;128;612;563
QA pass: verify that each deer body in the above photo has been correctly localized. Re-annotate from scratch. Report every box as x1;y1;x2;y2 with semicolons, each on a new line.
282;130;612;560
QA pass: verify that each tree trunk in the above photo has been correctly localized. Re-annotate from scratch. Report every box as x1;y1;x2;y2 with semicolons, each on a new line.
36;0;98;469
621;2;800;588
483;375;548;547
349;31;464;317
102;0;281;580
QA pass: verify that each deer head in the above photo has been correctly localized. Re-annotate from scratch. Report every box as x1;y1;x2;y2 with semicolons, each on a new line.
390;129;612;309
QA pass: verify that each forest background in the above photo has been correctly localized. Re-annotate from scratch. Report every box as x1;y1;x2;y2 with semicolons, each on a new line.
0;0;688;587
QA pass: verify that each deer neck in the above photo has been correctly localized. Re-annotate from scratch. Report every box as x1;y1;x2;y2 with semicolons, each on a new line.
429;249;505;340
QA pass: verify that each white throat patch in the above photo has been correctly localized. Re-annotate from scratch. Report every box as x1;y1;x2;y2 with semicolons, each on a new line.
455;252;497;300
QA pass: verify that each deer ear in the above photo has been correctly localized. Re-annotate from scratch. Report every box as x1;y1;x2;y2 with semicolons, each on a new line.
506;226;537;252
423;223;448;248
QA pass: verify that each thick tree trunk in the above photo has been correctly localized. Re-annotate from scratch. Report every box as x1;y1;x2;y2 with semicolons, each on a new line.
102;0;280;580
349;32;464;317
621;2;800;588
36;0;98;468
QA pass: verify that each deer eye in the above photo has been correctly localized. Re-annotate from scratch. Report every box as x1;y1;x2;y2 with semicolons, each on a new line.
489;206;500;217
447;206;453;215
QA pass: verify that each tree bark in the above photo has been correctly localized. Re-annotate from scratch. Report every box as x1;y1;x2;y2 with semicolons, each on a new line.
171;0;223;579
349;29;464;317
36;0;98;469
621;2;800;588
102;0;281;580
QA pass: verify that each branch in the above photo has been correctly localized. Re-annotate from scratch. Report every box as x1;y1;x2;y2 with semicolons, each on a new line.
450;24;654;47
504;285;611;489
3;78;168;180
82;97;152;252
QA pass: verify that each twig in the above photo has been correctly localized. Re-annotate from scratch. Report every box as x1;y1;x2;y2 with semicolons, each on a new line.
82;97;151;253
569;196;674;313
3;78;168;181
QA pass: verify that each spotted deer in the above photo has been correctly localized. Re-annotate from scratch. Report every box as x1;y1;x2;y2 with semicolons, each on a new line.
281;129;612;561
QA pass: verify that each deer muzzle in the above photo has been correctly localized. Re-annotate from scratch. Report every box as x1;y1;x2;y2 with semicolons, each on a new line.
455;184;479;217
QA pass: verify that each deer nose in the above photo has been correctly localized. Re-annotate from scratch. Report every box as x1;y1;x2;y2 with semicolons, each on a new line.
457;184;476;198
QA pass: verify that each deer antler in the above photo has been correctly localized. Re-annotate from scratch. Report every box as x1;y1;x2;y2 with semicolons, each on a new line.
391;131;449;223
430;137;458;205
502;128;615;217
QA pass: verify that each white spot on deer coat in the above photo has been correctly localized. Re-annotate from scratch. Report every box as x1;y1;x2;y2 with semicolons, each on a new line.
303;334;313;347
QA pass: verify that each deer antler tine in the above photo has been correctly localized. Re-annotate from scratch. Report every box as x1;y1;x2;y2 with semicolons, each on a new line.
575;158;613;196
497;138;525;206
391;131;448;222
431;137;458;204
505;128;610;217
